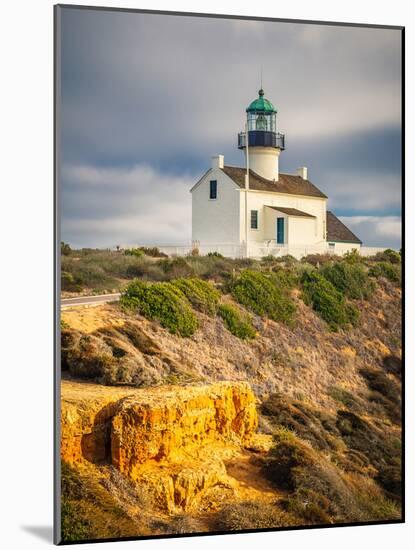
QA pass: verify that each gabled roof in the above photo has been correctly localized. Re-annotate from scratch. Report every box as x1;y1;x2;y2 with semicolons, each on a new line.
326;211;362;244
266;206;316;218
221;165;328;199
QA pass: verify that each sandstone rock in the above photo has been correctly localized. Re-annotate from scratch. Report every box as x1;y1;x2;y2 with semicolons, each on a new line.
110;382;257;480
61;380;258;511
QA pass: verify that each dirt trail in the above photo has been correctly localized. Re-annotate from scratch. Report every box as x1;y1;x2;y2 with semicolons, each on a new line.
224;451;278;501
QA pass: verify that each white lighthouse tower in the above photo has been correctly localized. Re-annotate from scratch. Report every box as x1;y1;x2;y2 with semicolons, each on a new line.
238;88;285;181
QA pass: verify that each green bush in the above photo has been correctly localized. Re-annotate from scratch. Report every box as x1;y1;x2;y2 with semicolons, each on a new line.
120;280;198;336
262;254;276;263
61;271;82;292
61;241;72;256
369;262;401;284
156;257;195;279
275;254;298;265
171;278;220;315
321;261;375;300
301;253;341;266
124;248;144;257
206;251;225;258
61;499;92;542
138;246;167;257
374;249;401;264
229;270;296;326
218;303;256;339
301;270;359;331
342;249;363;264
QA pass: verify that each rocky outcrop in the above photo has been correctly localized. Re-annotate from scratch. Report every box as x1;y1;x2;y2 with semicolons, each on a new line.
61;380;259;511
111;382;257;479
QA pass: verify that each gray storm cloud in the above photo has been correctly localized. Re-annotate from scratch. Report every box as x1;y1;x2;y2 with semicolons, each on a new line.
59;7;402;248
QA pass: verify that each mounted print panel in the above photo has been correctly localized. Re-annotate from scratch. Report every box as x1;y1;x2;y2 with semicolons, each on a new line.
54;5;404;545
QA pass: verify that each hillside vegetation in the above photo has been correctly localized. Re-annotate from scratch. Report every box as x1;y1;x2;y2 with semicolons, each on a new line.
60;248;402;541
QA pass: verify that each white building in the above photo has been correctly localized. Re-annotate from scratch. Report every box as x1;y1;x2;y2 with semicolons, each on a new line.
190;89;362;259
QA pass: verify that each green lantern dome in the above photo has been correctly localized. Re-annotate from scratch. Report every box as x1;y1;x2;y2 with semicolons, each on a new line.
246;89;277;113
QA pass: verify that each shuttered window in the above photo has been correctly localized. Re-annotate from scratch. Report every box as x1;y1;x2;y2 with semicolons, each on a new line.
251;210;258;229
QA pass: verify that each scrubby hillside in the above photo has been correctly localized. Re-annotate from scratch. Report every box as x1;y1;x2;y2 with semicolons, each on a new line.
60;249;402;541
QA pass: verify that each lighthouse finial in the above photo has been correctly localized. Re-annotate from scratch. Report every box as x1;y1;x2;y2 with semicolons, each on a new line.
258;66;264;96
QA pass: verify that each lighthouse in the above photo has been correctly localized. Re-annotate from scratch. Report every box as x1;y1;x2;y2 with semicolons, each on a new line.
238;89;285;181
190;87;362;259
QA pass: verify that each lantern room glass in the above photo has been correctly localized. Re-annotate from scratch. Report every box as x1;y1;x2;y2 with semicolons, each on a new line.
247;111;276;133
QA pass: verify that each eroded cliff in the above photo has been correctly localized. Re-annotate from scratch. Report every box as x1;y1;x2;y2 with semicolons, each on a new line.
61;379;264;511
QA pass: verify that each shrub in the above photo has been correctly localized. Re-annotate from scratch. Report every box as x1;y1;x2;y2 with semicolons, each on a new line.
171;278;220;315
229;270;296;326
272;267;299;289
61;271;82;292
218;303;256;339
124;248;144;257
374;249;401;264
283;488;332;524
61;241;72;256
263;437;358;522
382;355;402;377
120;280;198;336
343;249;363;264
261;394;340;452
61;499;92;542
61;462;142;541
369;262;401;284
359;367;401;423
207;251;224;258
321;261;375;300
213;501;296;531
375;465;402;499
156;257;195;279
138;246;167;257
262;254;276;263
61;258;118;290
301;253;341;266
274;254;298;265
301;270;359;331
336;410;401;472
328;386;363;412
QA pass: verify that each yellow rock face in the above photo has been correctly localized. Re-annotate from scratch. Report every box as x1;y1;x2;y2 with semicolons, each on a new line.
61;380;259;512
111;382;258;479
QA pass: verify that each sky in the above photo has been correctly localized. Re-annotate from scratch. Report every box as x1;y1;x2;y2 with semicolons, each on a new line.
59;7;402;249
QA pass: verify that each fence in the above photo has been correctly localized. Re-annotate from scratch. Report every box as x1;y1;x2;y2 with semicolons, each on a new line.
124;242;391;260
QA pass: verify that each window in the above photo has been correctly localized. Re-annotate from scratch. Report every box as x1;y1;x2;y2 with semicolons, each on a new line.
329;243;335;249
277;217;284;244
250;210;258;229
209;180;217;199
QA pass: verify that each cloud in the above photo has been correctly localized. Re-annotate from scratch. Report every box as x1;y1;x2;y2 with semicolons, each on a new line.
60;9;402;164
58;7;402;247
340;216;401;248
325;172;402;212
61;163;193;247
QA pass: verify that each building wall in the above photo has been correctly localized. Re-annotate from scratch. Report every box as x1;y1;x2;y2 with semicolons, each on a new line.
327;241;362;255
288;216;318;245
239;189;327;246
191;168;241;245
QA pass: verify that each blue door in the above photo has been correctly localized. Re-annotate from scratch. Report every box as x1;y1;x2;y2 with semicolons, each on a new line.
276;217;284;244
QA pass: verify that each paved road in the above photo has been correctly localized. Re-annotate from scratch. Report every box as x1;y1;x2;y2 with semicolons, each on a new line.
61;293;121;308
